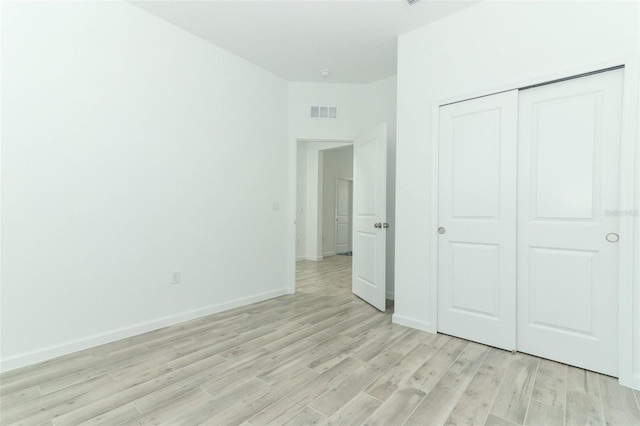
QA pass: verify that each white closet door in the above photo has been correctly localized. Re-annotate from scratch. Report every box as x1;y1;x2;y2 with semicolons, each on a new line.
437;91;518;351
517;69;623;376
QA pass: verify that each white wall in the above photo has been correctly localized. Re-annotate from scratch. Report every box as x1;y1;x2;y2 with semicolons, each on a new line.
1;1;289;371
394;1;640;387
322;147;354;256
287;78;397;296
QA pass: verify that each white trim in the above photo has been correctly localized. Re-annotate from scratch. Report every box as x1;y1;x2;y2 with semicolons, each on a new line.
386;290;395;300
322;251;336;257
429;104;441;335
0;288;288;373
296;256;325;262
430;57;639;389
435;56;636;107
392;313;435;333
617;54;640;390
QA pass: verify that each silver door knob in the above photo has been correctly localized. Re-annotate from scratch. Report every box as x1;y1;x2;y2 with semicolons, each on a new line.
606;233;619;243
374;223;382;229
438;227;446;234
383;223;389;229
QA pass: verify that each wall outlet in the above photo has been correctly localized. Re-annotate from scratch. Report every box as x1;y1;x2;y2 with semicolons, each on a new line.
171;271;181;285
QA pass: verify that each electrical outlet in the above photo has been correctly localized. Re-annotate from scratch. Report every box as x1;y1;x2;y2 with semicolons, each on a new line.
172;271;180;285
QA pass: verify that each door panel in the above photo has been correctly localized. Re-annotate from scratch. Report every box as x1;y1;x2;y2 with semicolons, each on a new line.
352;124;387;311
532;95;600;220
527;247;598;335
452;109;502;219
517;69;622;376
449;242;500;318
438;91;518;350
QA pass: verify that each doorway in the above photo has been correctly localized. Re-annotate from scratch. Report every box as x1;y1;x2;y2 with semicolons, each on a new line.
293;123;390;312
295;141;353;262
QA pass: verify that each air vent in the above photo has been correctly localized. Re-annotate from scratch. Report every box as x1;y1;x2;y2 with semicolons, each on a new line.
310;105;337;119
407;0;421;4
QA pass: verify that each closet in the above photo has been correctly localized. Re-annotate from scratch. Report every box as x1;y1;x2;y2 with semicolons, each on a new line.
437;68;623;377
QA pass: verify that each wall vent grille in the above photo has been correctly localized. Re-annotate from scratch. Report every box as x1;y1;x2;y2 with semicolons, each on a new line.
310;106;337;119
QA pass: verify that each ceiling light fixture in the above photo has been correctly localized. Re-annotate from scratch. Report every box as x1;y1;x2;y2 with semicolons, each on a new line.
320;69;330;78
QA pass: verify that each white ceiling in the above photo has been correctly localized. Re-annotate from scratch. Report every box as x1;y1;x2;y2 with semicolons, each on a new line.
129;0;479;84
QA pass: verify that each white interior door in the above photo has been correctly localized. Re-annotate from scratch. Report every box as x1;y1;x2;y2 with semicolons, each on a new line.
517;69;623;376
335;178;353;254
437;91;518;351
352;123;387;311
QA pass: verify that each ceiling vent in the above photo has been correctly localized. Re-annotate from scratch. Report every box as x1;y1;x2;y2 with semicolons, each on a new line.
407;0;421;4
310;106;337;119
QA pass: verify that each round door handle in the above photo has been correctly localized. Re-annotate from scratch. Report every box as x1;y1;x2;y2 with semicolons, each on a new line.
374;223;382;229
438;227;446;234
606;233;619;243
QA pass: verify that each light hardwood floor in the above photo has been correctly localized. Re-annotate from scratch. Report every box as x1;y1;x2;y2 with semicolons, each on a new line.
1;255;639;426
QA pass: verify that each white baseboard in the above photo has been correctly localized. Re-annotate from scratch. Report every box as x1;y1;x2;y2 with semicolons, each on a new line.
386;291;395;300
322;251;336;257
304;256;323;261
296;256;306;261
619;372;640;390
0;288;289;373
392;313;436;333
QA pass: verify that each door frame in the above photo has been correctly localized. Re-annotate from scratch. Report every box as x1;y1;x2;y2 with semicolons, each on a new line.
429;56;640;388
334;176;353;255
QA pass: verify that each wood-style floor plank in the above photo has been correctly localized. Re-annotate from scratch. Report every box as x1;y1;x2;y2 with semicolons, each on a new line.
0;256;638;426
365;335;443;402
598;374;640;426
443;348;512;426
247;356;363;426
530;358;567;409
78;403;141;426
362;386;426;426
404;342;490;426
490;353;539;424
281;407;327;426
523;399;564;426
326;391;382;426
406;336;467;394
484;413;519;426
565;366;604;426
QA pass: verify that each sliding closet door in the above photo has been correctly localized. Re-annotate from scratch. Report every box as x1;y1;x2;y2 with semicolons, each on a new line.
517;69;623;376
437;91;518;351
